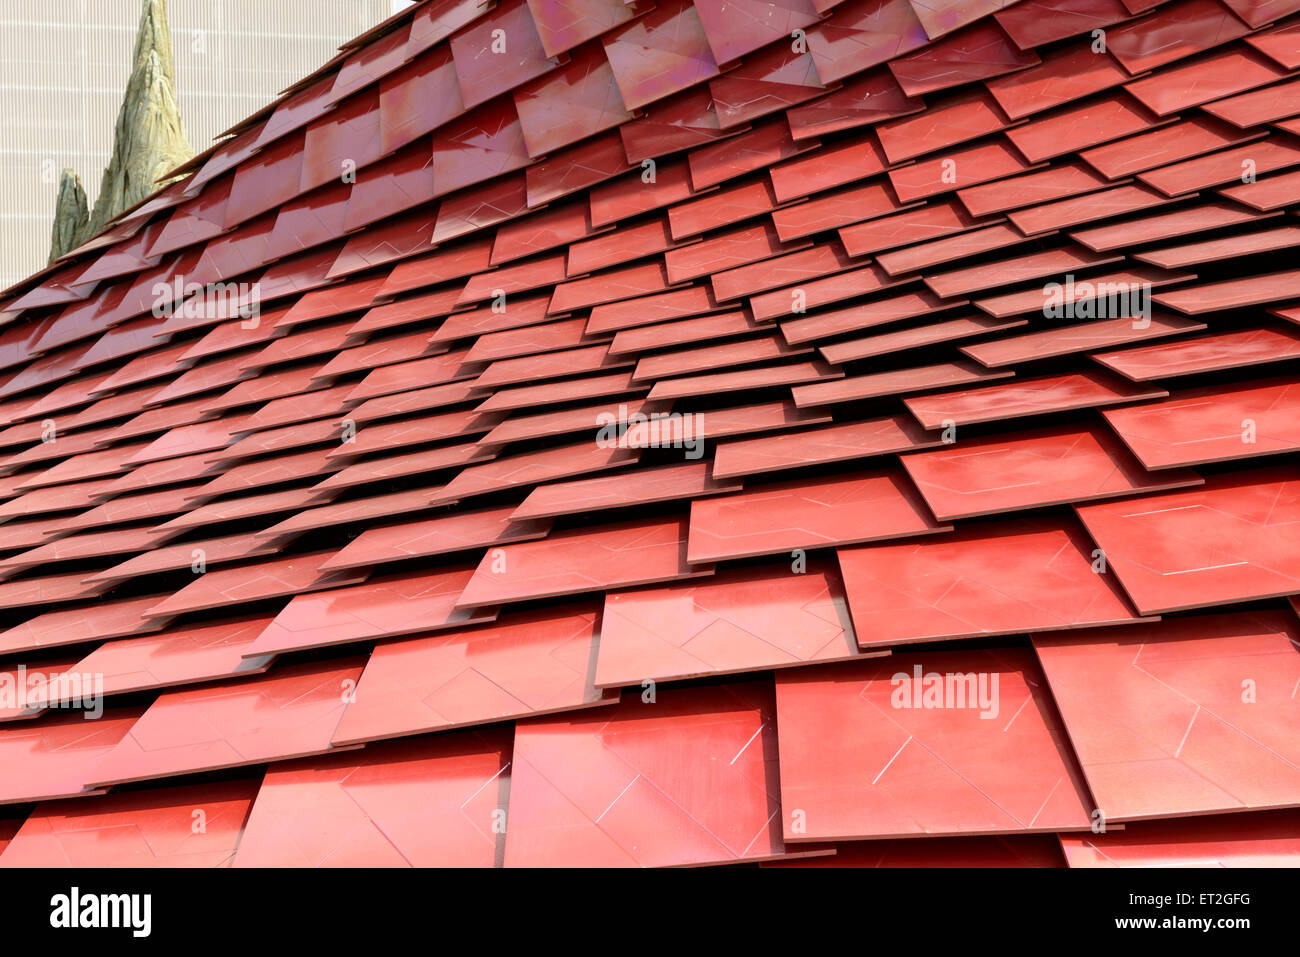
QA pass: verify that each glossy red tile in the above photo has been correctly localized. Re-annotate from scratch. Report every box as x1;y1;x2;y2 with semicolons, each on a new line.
775;648;1094;840
601;0;720;110
232;730;511;867
1076;468;1300;614
597;561;888;689
456;514;713;607
0;708;142;805
687;469;949;563
1093;325;1300;379
905;368;1166;429
1060;809;1300;867
506;681;816;867
902;421;1203;520
87;659;366;788
0;779;259;868
512;461;741;520
331;606;615;746
1035;611;1300;820
839;517;1151;648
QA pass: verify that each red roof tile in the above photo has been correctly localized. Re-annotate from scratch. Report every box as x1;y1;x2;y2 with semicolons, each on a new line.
3;0;1298;869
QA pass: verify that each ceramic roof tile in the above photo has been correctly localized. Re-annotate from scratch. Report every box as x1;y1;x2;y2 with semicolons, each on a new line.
924;245;1123;297
0;708;144;805
1092;325;1300;379
0;779;259;868
905;369;1167;428
241;567;498;656
779;287;967;341
141;551;368;620
695;0;823;65
772;180;917;242
1059;809;1300;866
774;648;1094;841
1101;376;1300;468
1218;167;1300;208
1079;115;1264;178
687;118;815;190
961;312;1205;366
231;730;511;867
87;659;367;788
1005;92;1165;164
1035;612;1300;820
875;222;1035;274
785;67;925;140
511;461;742;519
526;0;644;59
838;516;1152;648
901;420;1203;519
601;0;721;110
609;308;759;354
52;616;279;703
1137;137;1300;195
1245;18;1300;68
876;88;1013;163
1070;198;1273;249
709;45;829;129
617;86;735;161
1154;266;1300;313
589;159;701;228
513;45;635;157
820;313;1029;362
646;357;844;399
687;469;950;562
888;20;1038;97
985;44;1129;120
505;680;816;867
330;606;616;746
1075;468;1300;614
6;0;1300;870
449;0;557;109
596;561;890;688
803;0;931;83
1105;0;1253;74
769;132;891;204
1126;45;1289;116
955;160;1112;217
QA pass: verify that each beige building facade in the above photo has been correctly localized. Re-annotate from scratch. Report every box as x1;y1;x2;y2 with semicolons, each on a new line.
0;0;399;288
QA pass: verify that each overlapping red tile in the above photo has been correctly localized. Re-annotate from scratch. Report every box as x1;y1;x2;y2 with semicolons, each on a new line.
456;515;714;608
837;517;1152;647
1102;377;1300;468
232;730;511;867
330;606;616;745
596;561;888;688
687;469;950;562
774;648;1094;841
900;421;1203;519
3;0;1299;870
1035;612;1300;820
1060;810;1300;867
0;708;142;805
87;659;366;788
0;779;260;868
1075;468;1300;614
505;681;815;867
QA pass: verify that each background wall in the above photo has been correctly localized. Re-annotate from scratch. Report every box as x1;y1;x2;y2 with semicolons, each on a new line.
0;0;402;288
